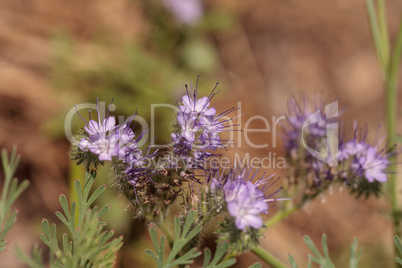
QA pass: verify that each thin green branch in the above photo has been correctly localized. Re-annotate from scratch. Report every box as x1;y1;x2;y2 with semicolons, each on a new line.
264;202;304;229
250;246;287;268
377;0;390;65
365;0;402;265
366;0;387;72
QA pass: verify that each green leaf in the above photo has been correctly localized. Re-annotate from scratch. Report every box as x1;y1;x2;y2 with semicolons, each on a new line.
59;194;71;219
87;185;106;208
74;179;83;206
288;254;298;268
41;219;51;239
393;234;402;265
55;211;70;231
303;235;324;260
19;171;122;267
291;234;362;268
248;263;262;268
15;245;45;268
394;234;402;255
377;0;390;66
0;147;28;253
62;233;70;252
98;204;110;217
203;248;212;266
349;237;363;268
322;233;331;261
145;211;203;268
366;0;387;73
203;241;236;268
145;249;159;263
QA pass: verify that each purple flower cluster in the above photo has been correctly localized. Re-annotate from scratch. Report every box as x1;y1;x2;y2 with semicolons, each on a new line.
211;169;277;231
283;98;329;159
282;97;391;197
79;116;119;161
339;129;390;183
172;83;236;167
77;100;151;176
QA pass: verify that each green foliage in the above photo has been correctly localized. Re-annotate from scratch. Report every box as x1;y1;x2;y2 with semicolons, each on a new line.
69;129;104;170
288;234;363;268
365;0;402;82
393;234;402;264
349;236;363;268
289;254;312;268
0;147;29;253
17;171;123;268
146;210;240;268
218;218;262;255
202;241;236;268
145;210;202;268
247;263;262;268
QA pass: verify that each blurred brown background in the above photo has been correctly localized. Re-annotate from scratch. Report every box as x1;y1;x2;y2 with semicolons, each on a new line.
1;0;401;267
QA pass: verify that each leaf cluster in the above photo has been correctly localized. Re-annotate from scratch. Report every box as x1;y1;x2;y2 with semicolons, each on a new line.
17;171;122;268
288;234;363;268
146;210;262;268
0;147;29;253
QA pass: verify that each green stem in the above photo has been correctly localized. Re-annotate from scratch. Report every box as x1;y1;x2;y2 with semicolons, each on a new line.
366;1;401;265
160;222;174;249
385;64;401;268
387;24;402;241
264;202;303;229
250;246;287;268
69;161;85;227
247;202;304;266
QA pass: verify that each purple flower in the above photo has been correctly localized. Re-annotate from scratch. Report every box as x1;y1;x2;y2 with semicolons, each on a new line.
84;117;116;138
75;99;121;161
78;115;120;161
172;133;193;154
177;112;200;142
180;94;216;117
341;141;369;159
212;168;278;231
172;80;238;168
76;99;150;164
226;181;268;230
282;98;329;154
163;0;203;25
342;139;389;183
117;124;137;158
337;122;391;184
360;147;389;182
79;132;119;161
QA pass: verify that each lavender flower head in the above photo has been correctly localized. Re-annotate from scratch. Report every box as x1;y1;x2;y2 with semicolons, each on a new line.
339;125;390;183
163;0;203;25
211;168;279;231
282;97;331;159
224;180;268;230
76;99;151;170
172;79;238;167
77;99;119;161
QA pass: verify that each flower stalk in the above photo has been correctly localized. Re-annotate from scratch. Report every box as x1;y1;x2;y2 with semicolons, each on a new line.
250;246;287;268
366;0;402;264
264;201;304;230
